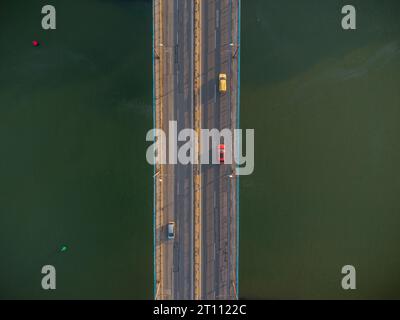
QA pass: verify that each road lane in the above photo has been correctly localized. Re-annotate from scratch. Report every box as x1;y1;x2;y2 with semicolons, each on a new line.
201;0;238;299
201;0;217;299
174;0;194;300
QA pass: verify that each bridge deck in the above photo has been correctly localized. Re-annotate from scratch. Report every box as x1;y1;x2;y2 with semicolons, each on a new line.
154;0;240;300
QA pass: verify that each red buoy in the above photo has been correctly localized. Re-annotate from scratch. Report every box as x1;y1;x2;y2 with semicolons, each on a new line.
32;40;39;47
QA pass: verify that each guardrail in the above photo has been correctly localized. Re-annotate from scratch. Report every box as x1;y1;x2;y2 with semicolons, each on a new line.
154;0;164;300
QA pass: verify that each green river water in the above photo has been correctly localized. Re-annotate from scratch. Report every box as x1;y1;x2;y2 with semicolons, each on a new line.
0;0;399;299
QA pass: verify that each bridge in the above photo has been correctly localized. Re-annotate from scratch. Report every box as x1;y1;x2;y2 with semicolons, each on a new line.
153;0;240;300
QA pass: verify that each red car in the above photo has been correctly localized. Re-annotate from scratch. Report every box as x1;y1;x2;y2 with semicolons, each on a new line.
218;144;225;163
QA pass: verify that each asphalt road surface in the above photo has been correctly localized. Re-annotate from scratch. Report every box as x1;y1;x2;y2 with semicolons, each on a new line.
200;0;238;300
154;0;239;300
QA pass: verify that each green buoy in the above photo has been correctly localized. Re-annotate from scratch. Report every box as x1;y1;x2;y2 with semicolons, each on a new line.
60;245;68;253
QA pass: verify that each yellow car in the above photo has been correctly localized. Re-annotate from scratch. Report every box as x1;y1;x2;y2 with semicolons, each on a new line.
219;73;227;93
